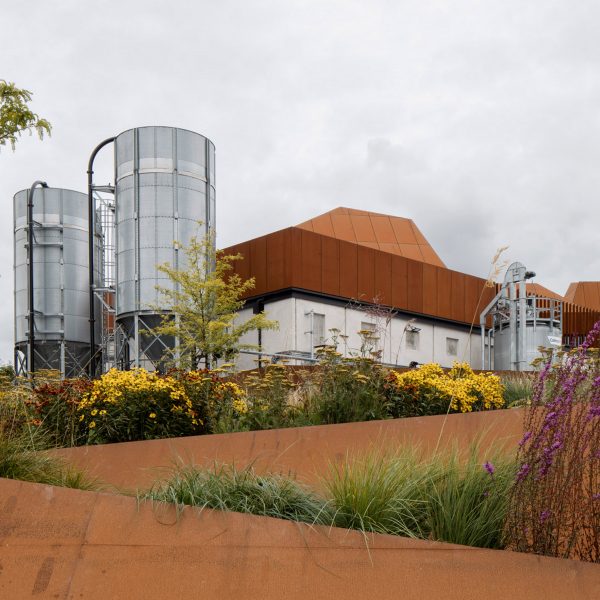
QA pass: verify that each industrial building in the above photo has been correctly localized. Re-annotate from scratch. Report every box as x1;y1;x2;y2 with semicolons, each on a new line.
13;128;600;377
225;207;600;370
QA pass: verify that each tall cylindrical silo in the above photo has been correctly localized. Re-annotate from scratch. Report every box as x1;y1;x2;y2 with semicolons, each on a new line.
13;187;103;377
114;126;215;368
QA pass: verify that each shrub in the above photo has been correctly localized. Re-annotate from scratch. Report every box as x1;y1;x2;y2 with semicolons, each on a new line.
144;464;332;525
77;368;205;444
32;378;92;447
175;369;249;433
504;321;600;562
385;362;505;417
304;348;390;424
236;363;306;431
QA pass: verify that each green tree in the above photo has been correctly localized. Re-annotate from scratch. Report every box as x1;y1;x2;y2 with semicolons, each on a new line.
153;229;278;370
0;81;51;149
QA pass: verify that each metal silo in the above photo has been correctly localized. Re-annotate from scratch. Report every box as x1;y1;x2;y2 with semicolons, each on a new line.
479;262;563;371
14;187;103;377
113;126;215;369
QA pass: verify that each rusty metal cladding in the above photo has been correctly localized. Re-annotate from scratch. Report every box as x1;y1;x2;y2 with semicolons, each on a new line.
357;246;376;301
451;271;466;323
422;263;438;316
391;255;408;309
374;252;392;306
266;230;286;291
300;230;322;292
565;281;600;312
338;240;358;299
321;236;340;297
437;268;453;320
406;260;424;313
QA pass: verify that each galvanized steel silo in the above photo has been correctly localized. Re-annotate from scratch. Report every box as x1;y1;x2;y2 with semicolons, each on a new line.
114;126;215;368
13;187;103;377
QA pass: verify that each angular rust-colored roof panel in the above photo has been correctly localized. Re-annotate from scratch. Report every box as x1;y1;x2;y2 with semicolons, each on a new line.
526;283;564;301
296;207;446;268
565;282;600;311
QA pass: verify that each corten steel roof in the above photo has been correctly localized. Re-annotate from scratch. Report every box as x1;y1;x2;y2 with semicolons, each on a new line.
564;282;600;312
296;207;446;268
224;225;495;327
526;283;564;301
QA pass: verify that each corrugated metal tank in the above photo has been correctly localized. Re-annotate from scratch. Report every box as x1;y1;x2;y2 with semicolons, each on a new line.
114;126;215;366
493;298;562;370
13;187;102;377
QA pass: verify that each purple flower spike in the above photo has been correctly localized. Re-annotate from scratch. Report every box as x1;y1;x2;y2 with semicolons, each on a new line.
540;510;551;523
483;461;495;476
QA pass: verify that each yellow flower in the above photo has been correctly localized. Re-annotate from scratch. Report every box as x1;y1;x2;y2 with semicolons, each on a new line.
149;412;156;419
78;414;84;422
89;421;96;429
99;410;107;416
91;409;98;416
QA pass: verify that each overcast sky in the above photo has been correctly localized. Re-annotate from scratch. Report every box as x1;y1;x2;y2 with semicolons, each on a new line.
2;0;600;363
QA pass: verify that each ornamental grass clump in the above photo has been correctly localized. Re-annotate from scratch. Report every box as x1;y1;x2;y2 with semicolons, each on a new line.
504;321;600;562
385;362;505;418
144;464;332;525
326;444;514;548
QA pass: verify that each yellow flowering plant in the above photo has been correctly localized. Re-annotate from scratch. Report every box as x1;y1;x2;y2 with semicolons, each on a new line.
77;368;205;443
174;369;249;433
384;362;505;417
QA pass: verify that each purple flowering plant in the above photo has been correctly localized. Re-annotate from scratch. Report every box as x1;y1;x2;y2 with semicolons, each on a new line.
504;320;600;562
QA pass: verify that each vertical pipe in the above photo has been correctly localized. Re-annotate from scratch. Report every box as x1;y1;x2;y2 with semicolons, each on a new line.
518;279;527;371
88;137;115;377
27;181;48;376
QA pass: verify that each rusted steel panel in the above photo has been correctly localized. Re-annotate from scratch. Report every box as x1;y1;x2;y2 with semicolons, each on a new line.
370;216;397;244
422;263;438;316
437;268;453;320
265;230;287;291
339;240;358;299
451;272;466;324
357;246;376;301
330;212;355;240
391;255;408;309
321;236;340;297
249;236;267;295
300;230;322;292
289;228;303;288
399;243;423;262
406;260;424;313
350;215;377;242
374;251;392;306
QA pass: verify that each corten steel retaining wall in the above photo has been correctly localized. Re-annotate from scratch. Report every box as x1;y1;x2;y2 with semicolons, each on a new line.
224;226;497;326
55;409;524;491
1;478;600;600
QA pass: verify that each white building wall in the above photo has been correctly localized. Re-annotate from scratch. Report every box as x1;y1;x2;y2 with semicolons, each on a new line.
233;295;491;371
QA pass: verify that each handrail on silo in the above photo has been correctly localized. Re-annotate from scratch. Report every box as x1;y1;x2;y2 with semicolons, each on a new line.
87;137;115;378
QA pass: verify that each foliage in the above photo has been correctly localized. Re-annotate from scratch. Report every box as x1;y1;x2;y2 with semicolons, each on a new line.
504;321;600;562
144;464;332;525
0;386;97;489
304;346;390;424
175;369;249;434
0;81;51;150
236;363;306;431
501;373;534;408
32;378;93;447
76;368;206;443
385;362;505;417
153;229;278;369
327;445;515;548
